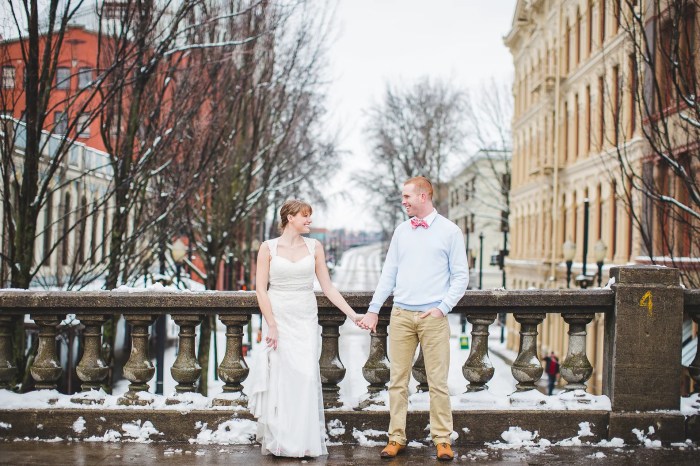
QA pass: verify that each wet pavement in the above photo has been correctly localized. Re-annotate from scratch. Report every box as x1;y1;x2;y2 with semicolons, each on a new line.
0;441;699;465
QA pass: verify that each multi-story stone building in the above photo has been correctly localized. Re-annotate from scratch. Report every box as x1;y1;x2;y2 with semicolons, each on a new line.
504;0;650;394
448;150;511;290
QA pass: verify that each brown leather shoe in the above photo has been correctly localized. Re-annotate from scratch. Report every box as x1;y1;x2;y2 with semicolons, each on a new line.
380;441;405;458
436;442;454;461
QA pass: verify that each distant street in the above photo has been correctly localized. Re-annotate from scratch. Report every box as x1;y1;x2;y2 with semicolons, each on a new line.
332;243;384;291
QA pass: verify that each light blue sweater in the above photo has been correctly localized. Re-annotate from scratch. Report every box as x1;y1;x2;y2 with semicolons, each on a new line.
368;212;469;315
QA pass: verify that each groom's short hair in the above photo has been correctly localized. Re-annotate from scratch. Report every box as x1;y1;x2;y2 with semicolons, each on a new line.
404;176;433;199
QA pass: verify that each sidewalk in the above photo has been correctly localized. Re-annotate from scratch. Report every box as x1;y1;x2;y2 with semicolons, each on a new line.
1;441;698;465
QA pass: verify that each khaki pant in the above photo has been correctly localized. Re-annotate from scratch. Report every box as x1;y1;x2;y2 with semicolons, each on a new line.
387;307;452;445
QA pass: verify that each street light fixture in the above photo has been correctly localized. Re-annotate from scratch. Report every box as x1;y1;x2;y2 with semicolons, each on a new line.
478;232;484;290
170;238;187;288
594;239;608;287
563;239;576;288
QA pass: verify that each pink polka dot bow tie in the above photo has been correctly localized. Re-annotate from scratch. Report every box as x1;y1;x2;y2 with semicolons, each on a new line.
410;217;429;229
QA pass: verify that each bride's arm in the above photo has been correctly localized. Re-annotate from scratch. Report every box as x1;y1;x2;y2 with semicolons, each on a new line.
255;242;278;349
314;240;361;323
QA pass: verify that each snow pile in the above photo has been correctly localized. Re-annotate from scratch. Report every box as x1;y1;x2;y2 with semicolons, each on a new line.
407;440;425;448
587;452;607;458
190;419;256;445
85;430;121;442
632;427;662;448
487;427;550;452
681;393;700;415
559;390;612;410
556;422;595;447
577;422;594;437
356;390;389;411
595;437;625;448
352;428;386;447
0;422;11;429
121;420;161;443
72;417;86;434
326;419;345;437
456;389;508;409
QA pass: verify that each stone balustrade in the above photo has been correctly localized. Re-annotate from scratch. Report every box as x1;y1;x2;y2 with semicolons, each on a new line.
0;265;698;444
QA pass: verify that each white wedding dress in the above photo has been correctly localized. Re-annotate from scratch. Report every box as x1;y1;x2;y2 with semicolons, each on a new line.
247;237;328;457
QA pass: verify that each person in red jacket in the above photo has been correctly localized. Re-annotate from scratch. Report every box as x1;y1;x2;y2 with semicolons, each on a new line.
543;352;560;395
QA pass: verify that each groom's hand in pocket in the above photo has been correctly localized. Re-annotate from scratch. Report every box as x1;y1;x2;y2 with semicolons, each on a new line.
418;308;444;319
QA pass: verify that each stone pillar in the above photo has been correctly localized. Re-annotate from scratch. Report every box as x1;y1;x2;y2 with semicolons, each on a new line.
359;313;390;409
118;314;157;405
73;314;109;396
0;316;17;390
319;314;346;408
511;313;545;391
689;312;700;387
212;314;249;407
463;313;497;392
412;347;429;392
30;314;65;390
560;313;595;391
169;314;203;396
604;266;683;411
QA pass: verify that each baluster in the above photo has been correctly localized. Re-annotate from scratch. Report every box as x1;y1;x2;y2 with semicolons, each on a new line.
511;313;545;391
0;316;17;390
359;313;390;409
30;314;65;391
118;314;157;405
690;313;700;388
412;347;429;392
560;313;595;392
463;313;497;392
168;314;203;401
319;314;346;408
212;314;249;407
72;314;109;403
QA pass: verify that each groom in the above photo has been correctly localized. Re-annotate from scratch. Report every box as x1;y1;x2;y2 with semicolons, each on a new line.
360;176;469;461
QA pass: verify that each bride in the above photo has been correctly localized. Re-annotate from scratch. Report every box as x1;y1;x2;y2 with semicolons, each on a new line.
247;199;366;457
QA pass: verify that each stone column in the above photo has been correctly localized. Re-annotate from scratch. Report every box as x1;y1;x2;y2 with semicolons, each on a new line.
511;313;545;391
169;314;203;397
73;314;109;398
118;314;157;405
412;347;429;392
30;314;65;391
0;316;17;390
212;314;249;407
319;314;346;408
463;313;497;392
560;313;595;391
359;313;390;409
604;266;683;411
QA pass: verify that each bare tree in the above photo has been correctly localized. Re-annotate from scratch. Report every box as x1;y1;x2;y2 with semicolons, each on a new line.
358;78;467;235
609;0;699;286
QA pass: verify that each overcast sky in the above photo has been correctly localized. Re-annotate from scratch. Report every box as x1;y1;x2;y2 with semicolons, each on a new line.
316;0;518;232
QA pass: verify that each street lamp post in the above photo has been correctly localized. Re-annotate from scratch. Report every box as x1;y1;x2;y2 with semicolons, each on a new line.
594;239;608;287
576;199;594;289
155;238;188;395
171;239;187;288
479;232;484;290
563;239;576;288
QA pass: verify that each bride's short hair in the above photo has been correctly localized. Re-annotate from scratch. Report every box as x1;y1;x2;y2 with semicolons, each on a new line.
279;199;313;232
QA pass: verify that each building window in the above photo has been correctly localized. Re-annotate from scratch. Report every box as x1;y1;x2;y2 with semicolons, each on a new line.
576;8;582;65
574;93;580;159
612;65;620;146
54;111;68;135
77;113;90;138
598;75;605;150
61;191;71;266
56;67;70;90
588;0;594;54
628;54;637;137
78;68;93;89
2;66;15;88
43;190;53;260
600;0;607;44
564;19;571;74
586;85;592;154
